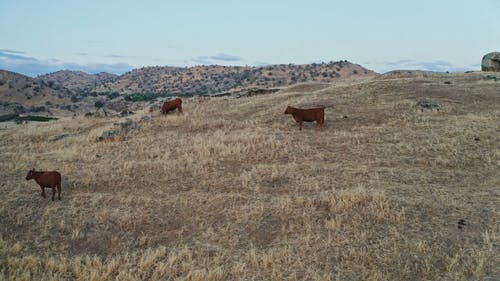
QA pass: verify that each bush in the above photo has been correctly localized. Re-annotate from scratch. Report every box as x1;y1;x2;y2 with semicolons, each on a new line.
94;100;104;108
30;106;46;112
124;92;171;102
107;92;120;100
18;115;58;122
0;114;18;122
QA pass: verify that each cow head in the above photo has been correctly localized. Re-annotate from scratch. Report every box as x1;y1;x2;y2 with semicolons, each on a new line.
284;106;294;114
26;169;35;180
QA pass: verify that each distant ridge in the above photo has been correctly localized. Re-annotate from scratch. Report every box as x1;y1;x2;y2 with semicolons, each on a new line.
38;70;118;91
1;60;376;116
92;61;376;95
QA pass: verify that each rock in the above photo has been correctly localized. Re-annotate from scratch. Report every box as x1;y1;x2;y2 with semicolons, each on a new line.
98;118;139;142
120;109;134;116
481;52;500;72
120;118;139;130
48;133;70;142
416;100;442;111
140;115;152;122
98;130;118;141
484;75;499;81
149;104;161;112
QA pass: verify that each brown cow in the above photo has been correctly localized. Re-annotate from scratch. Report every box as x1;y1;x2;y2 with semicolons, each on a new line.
161;98;183;114
284;106;324;130
26;169;62;201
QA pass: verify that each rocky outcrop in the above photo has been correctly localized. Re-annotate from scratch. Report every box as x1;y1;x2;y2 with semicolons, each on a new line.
97;118;144;141
481;52;500;72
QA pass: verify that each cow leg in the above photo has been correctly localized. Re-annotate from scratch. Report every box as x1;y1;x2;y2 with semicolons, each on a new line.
178;105;183;113
41;187;46;198
299;121;303;130
57;184;61;200
51;187;55;201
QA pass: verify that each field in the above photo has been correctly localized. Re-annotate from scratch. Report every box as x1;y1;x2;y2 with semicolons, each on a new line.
0;72;499;280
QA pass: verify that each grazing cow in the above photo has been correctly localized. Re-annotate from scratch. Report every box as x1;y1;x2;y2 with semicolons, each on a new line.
284;105;324;130
161;98;183;114
25;169;61;201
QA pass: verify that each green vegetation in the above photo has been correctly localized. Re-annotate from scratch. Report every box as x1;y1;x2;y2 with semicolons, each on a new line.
124;92;174;102
0;114;18;122
18;115;58;122
94;100;104;108
0;114;58;123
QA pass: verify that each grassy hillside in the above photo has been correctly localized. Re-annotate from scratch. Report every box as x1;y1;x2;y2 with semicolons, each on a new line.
0;70;72;115
38;71;118;91
0;72;498;280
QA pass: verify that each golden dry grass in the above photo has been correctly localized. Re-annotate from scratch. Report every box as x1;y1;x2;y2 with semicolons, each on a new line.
0;72;499;280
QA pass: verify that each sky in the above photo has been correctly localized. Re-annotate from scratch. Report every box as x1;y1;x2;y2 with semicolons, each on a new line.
1;0;499;76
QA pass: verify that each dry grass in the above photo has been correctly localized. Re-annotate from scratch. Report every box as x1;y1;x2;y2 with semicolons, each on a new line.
0;72;499;280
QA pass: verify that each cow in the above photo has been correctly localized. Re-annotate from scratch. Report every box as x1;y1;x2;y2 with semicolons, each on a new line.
161;98;183;114
25;169;62;201
284;105;324;130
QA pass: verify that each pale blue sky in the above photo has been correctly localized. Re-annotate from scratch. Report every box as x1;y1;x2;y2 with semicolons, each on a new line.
1;0;499;76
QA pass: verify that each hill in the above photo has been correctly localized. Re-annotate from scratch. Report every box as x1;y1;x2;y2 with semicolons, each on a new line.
38;70;118;91
0;71;498;280
0;70;72;116
2;61;376;117
94;61;375;95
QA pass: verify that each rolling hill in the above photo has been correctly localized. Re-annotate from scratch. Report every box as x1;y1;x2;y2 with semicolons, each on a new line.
0;70;72;116
92;61;375;95
0;71;498;280
38;70;118;91
1;61;376;117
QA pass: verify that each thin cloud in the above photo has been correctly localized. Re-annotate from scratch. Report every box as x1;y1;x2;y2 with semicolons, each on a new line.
105;54;130;58
254;61;271;66
0;49;26;55
0;50;37;62
210;53;242;62
192;53;243;65
0;51;133;76
75;52;89;56
364;59;479;73
191;56;212;65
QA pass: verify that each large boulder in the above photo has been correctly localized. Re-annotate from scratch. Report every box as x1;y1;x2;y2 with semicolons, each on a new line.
481;52;500;72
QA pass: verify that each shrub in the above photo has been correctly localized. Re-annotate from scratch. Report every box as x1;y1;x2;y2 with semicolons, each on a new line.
94;100;104;108
107;92;120;100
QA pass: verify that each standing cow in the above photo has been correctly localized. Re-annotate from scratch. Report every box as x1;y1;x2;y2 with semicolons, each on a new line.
161;98;183;114
26;169;62;201
284;105;324;130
